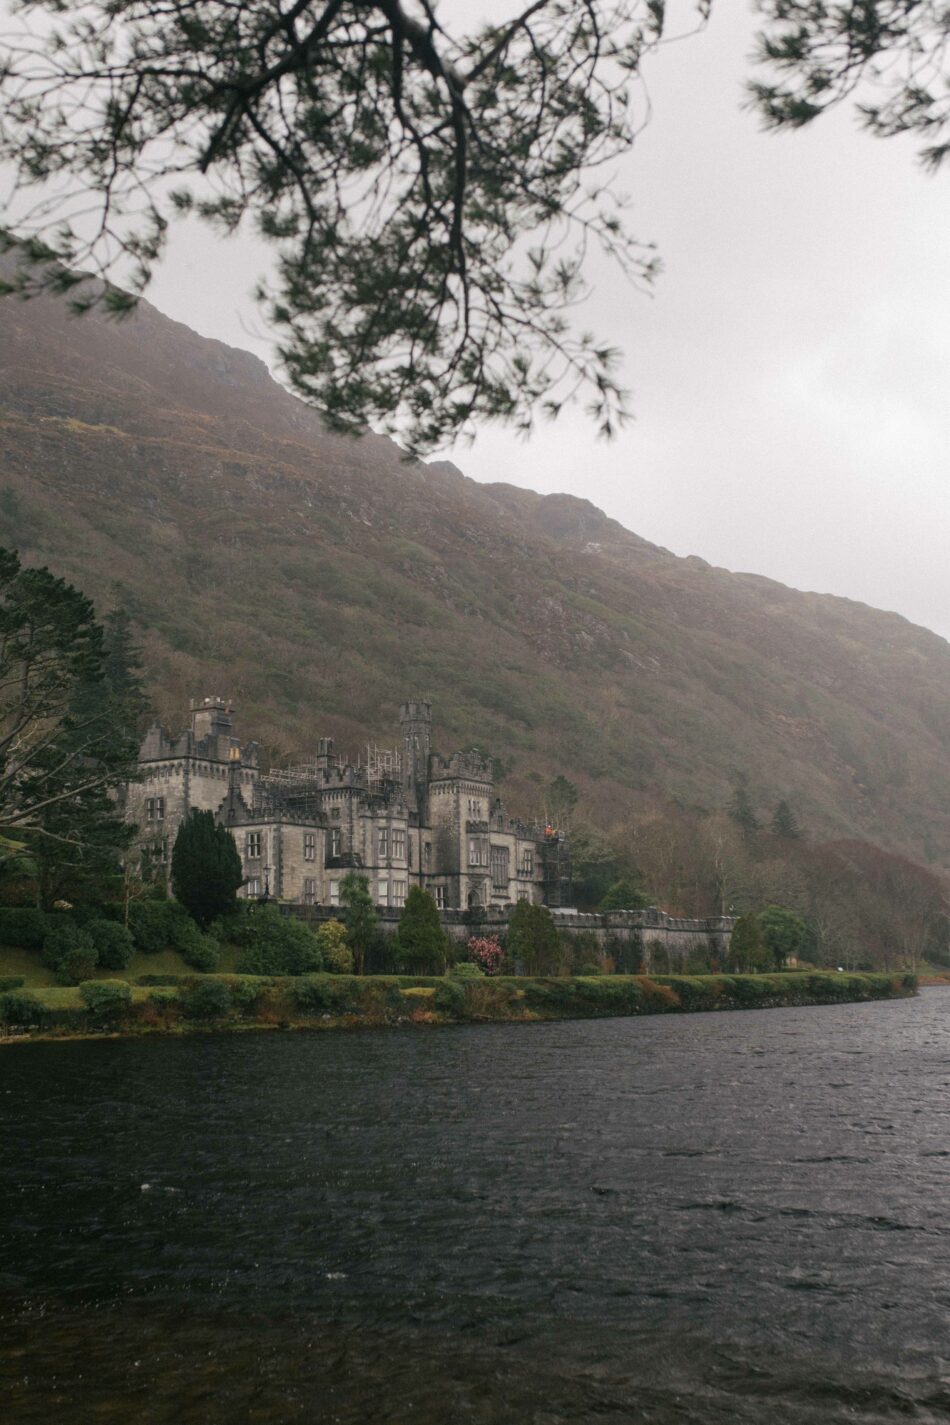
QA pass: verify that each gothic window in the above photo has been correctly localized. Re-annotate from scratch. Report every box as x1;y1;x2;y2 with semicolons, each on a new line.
391;880;407;907
246;877;261;897
329;880;340;906
377;827;389;859
490;845;510;888
145;796;165;823
303;878;316;906
392;828;406;859
468;837;488;867
423;842;431;866
377;880;389;907
520;848;534;876
331;807;341;820
330;828;341;857
435;886;446;909
304;832;316;861
246;831;262;858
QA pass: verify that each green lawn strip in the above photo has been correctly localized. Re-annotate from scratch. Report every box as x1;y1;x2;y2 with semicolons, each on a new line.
1;968;917;1040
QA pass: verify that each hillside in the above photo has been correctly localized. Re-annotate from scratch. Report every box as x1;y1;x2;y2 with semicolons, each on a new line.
2;278;949;868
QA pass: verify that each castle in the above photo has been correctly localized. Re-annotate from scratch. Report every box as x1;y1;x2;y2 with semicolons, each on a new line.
126;698;570;912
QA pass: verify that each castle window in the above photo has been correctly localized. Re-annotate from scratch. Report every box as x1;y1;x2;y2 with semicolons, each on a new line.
435;886;446;909
520;848;534;876
330;828;341;857
377;827;389;859
392;828;406;859
331;808;341;820
246;877;261;897
329;881;340;907
304;832;316;861
423;842;431;866
303;878;316;906
468;837;488;867
490;845;510;889
377;880;389;907
391;880;407;907
246;831;262;859
145;797;165;824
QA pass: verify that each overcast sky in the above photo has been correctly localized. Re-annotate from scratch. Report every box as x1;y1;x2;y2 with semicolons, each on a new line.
144;2;950;640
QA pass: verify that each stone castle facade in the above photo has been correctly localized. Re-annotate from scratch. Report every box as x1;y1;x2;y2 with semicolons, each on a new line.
126;698;570;912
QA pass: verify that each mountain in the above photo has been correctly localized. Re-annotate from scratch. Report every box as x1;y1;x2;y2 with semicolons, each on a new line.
2;276;949;870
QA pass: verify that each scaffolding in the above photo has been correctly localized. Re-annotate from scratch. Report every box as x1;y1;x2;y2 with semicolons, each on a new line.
364;744;402;792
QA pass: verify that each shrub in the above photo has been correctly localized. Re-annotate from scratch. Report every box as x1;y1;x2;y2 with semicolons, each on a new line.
58;946;100;985
128;900;187;953
232;907;322;976
219;975;266;1014
575;961;604;976
467;934;503;976
42;918;101;983
291;975;356;1015
315;920;354;974
42;917;93;969
183;979;233;1019
434;978;466;1015
171;917;221;972
0;906;48;949
88;919;135;971
0;975;25;991
449;960;485;978
80;979;133;1017
147;987;180;1007
0;989;45;1024
137;974;186;986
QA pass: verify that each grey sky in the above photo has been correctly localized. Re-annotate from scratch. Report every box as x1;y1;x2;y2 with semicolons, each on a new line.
143;2;950;640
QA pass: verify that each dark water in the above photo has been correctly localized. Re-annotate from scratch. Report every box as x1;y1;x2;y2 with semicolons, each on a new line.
3;992;950;1423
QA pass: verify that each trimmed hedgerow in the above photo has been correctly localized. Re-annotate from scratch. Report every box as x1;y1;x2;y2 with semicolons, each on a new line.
0;989;46;1025
79;979;133;1017
183;979;233;1019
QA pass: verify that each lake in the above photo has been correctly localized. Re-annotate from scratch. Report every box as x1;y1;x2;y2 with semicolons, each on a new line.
3;991;950;1422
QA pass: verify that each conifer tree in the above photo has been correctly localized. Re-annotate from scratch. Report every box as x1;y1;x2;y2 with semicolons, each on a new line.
507;901;563;976
728;785;761;837
171;810;243;927
770;799;802;839
395;886;448;975
339;871;378;976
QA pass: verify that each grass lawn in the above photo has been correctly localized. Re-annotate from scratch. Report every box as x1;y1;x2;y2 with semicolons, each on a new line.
0;942;244;988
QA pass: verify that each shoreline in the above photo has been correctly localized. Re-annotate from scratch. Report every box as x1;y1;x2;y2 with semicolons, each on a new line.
0;970;918;1046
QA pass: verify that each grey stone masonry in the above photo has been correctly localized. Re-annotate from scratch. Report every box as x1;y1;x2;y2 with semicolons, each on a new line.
283;903;736;963
127;697;568;912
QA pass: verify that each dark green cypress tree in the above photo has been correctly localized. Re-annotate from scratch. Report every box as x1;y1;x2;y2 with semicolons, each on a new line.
507;901;562;975
171;810;243;927
339;871;378;975
396;886;448;974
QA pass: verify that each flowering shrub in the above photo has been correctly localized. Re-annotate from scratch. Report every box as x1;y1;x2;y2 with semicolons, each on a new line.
468;935;503;976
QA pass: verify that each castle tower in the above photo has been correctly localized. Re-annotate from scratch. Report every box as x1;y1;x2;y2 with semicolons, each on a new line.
400;699;432;801
190;696;233;743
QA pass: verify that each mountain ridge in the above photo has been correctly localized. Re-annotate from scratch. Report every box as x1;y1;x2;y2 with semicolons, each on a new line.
2;279;949;870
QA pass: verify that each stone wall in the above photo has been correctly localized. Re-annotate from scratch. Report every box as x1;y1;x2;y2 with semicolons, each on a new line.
284;903;735;963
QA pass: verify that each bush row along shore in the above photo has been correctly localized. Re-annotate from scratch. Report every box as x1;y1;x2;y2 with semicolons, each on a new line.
0;970;918;1043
